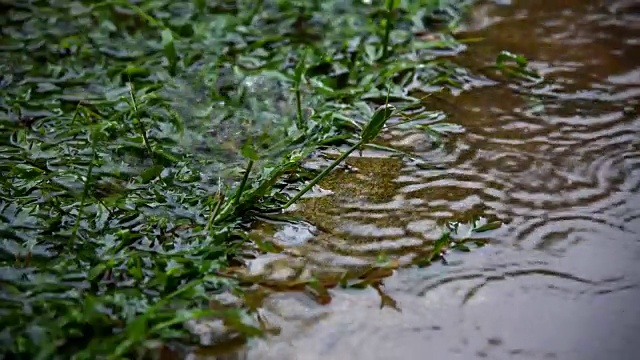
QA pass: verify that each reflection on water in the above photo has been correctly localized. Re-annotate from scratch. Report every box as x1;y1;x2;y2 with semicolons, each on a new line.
203;1;640;359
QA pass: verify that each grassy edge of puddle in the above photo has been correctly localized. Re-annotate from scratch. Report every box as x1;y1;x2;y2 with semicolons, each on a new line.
0;0;541;358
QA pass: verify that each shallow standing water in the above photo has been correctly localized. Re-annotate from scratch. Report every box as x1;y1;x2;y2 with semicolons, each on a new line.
204;1;640;359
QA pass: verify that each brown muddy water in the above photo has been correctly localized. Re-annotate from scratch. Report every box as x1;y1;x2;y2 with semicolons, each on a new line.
194;1;640;359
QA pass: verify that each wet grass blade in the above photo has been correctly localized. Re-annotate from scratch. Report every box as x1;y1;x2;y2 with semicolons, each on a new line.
235;139;260;205
284;91;396;209
207;192;225;232
360;104;395;143
382;0;398;59
161;28;178;75
93;0;168;31
128;82;155;165
283;141;361;209
235;160;254;205
473;220;502;233
293;51;308;131
195;0;206;14
70;128;98;244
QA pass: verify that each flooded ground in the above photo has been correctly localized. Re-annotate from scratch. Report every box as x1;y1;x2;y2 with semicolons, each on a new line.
208;1;640;359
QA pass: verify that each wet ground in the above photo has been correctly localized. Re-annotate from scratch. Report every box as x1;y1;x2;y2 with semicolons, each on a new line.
201;1;640;359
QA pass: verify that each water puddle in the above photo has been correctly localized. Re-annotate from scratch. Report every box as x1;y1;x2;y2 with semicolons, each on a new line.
200;1;640;359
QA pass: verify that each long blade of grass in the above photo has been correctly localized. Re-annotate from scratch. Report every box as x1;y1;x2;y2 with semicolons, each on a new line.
70;128;98;244
283;141;360;209
294;50;308;131
128;82;155;165
382;0;398;59
234;159;254;205
360;104;395;143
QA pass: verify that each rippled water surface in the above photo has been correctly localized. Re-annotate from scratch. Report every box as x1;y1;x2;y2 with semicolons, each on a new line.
205;1;640;359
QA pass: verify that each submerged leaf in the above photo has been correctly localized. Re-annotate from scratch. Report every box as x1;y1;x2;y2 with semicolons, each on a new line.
373;283;400;312
304;279;332;305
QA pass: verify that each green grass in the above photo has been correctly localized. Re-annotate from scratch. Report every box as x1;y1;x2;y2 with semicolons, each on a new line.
0;0;513;358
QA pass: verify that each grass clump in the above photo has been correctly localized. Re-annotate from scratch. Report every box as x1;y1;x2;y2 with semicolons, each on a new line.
0;0;487;358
